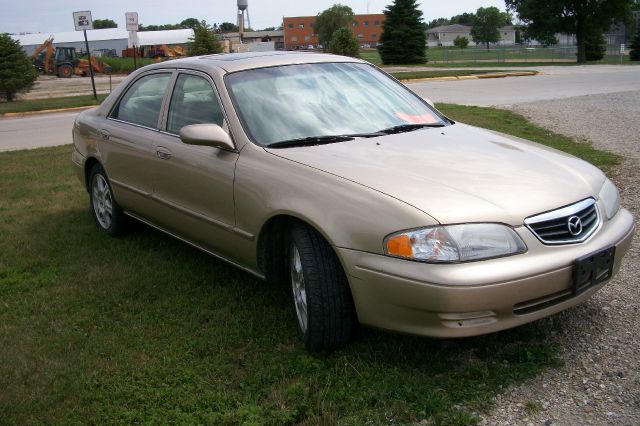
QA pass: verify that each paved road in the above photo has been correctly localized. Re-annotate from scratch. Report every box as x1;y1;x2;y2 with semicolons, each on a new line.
1;65;639;152
0;111;79;151
408;65;640;106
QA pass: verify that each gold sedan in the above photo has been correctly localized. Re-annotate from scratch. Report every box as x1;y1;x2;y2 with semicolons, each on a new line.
72;52;635;351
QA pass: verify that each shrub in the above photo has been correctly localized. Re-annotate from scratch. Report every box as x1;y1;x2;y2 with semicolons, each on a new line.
629;30;640;61
584;31;606;61
0;33;37;101
328;28;360;57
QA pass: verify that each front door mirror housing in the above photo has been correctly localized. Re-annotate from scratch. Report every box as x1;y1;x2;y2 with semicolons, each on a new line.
179;123;235;151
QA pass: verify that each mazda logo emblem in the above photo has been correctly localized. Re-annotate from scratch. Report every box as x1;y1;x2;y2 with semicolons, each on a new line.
567;215;583;236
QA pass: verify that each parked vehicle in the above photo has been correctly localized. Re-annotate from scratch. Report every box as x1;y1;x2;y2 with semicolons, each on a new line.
72;52;635;352
31;37;111;78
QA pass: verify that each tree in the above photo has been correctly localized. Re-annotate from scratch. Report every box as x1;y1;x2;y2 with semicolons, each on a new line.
188;21;222;56
180;18;201;29
584;29;606;60
315;4;355;48
471;7;508;50
0;34;37;102
630;29;640;60
505;0;634;63
219;22;239;32
378;0;427;64
328;27;360;57
93;19;118;29
453;35;469;50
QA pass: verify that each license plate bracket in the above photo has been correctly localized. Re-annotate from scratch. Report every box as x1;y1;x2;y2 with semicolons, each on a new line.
573;246;616;295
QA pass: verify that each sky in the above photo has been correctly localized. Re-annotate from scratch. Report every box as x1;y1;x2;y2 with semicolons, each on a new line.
1;0;508;34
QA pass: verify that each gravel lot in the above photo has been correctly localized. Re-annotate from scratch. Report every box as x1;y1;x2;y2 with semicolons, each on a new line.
481;91;640;425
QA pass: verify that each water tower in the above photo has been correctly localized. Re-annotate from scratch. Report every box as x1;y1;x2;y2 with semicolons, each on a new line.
237;0;250;42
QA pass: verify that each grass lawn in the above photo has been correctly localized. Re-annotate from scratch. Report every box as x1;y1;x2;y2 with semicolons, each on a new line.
361;48;640;67
0;95;108;115
0;104;618;424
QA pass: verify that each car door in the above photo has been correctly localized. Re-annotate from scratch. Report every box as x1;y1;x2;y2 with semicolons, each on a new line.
150;71;243;261
98;71;172;215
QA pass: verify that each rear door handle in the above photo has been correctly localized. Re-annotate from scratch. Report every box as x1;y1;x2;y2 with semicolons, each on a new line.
99;129;110;140
156;148;172;160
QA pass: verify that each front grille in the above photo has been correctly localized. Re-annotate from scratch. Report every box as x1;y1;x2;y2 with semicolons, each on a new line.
524;198;600;244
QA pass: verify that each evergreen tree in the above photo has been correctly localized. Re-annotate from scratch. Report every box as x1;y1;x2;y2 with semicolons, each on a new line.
0;33;37;102
188;21;223;56
328;27;360;57
584;29;606;61
378;0;427;64
630;29;640;60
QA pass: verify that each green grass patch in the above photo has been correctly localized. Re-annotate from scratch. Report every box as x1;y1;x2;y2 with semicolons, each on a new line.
99;56;156;73
0;94;108;115
362;48;640;67
4;102;619;424
437;103;620;171
390;70;510;80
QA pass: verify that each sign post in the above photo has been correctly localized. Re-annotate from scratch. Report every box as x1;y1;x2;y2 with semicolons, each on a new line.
620;43;625;65
126;12;139;70
73;11;97;100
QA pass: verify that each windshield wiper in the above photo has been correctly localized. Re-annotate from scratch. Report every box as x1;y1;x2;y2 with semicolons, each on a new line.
378;123;445;135
267;135;356;148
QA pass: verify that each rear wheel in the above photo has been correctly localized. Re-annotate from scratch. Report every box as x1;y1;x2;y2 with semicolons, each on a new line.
89;164;128;236
289;222;356;352
58;64;73;78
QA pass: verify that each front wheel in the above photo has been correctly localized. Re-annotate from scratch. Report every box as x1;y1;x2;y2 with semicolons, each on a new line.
289;223;357;352
89;164;128;236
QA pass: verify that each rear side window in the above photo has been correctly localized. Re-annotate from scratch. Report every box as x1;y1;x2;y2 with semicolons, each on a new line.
111;73;171;128
166;74;224;135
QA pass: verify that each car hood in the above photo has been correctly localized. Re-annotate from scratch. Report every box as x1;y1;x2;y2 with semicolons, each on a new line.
265;123;605;226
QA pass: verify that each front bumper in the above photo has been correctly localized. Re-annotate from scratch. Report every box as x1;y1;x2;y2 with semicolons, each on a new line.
338;208;635;338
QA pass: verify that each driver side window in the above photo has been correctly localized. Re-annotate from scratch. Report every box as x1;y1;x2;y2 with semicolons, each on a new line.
166;74;224;135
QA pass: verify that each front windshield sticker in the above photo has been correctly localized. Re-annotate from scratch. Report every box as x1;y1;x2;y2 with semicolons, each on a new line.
394;112;439;124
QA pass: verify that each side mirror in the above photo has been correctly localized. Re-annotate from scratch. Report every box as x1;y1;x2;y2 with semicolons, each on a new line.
422;97;435;108
179;123;235;151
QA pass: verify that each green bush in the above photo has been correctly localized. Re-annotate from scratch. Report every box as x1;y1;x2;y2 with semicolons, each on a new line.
328;27;360;57
630;30;640;61
99;57;155;73
584;31;606;61
0;33;37;101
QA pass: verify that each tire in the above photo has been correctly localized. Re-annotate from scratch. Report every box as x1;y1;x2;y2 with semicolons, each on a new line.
58;64;73;78
89;164;128;236
289;222;357;352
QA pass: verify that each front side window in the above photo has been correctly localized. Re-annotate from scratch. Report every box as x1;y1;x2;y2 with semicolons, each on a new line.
111;73;171;128
166;74;224;135
226;62;446;146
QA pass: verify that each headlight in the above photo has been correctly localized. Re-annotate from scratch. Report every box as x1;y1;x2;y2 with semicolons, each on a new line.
384;224;527;263
598;178;620;220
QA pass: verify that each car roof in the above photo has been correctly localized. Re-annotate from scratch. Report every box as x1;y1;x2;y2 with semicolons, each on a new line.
144;51;367;74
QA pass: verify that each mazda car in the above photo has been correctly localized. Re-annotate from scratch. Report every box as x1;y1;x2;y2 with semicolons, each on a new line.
72;52;635;351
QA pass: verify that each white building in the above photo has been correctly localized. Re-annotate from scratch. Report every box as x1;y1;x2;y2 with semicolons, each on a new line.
13;28;128;57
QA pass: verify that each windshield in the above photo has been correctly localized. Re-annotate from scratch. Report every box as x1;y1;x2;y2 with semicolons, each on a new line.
225;62;448;147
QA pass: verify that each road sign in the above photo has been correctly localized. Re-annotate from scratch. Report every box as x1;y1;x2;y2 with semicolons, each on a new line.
620;44;625;54
73;11;93;31
125;12;139;31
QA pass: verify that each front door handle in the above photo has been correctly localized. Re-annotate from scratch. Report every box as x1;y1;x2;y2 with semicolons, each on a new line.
156;148;172;160
99;129;110;140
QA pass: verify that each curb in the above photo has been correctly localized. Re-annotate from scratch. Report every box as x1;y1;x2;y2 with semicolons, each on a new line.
1;105;97;118
399;71;539;84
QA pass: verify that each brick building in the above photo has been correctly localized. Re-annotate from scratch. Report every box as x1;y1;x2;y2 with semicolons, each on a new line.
283;14;386;50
